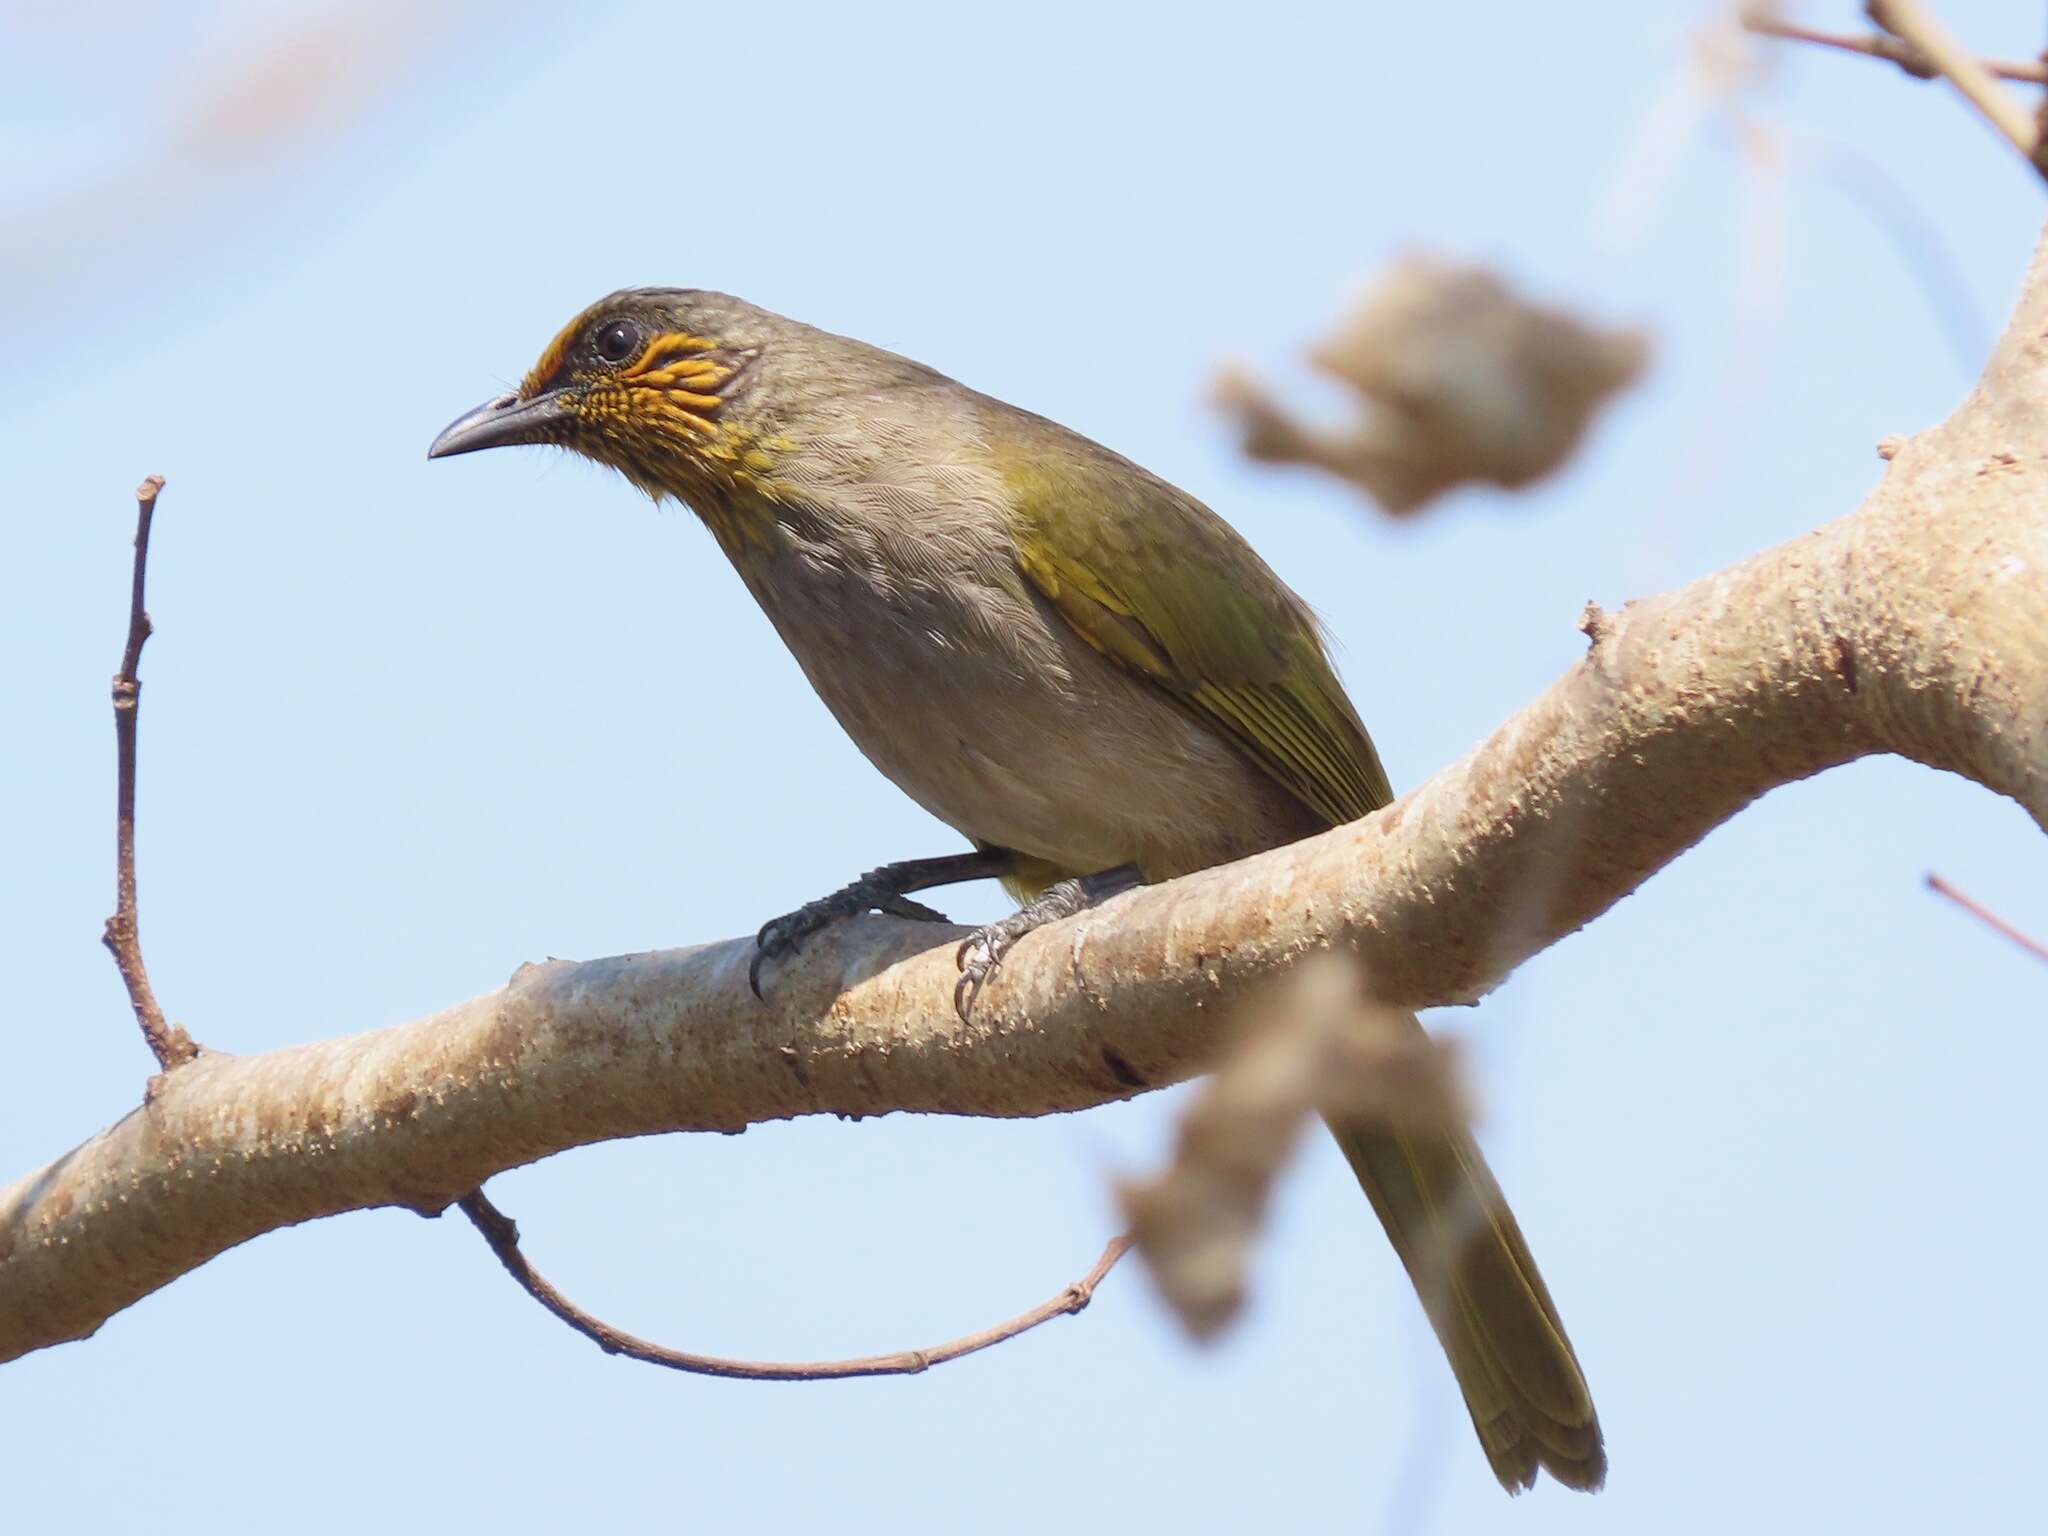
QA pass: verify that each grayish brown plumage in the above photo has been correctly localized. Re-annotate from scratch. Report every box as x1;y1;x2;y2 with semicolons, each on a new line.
430;289;1605;1492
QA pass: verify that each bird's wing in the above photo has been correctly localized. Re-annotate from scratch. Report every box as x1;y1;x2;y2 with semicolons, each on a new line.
1004;446;1393;827
1003;434;1604;1495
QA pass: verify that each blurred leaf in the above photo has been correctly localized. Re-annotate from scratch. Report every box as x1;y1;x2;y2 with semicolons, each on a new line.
1219;257;1648;516
1119;957;1465;1339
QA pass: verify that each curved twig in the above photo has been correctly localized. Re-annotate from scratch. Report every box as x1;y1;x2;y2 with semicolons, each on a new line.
457;1189;1129;1380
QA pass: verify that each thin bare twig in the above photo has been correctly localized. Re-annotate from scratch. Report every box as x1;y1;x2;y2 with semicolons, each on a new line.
1863;0;2048;182
1741;12;2047;85
457;1189;1130;1380
1926;872;2048;965
102;476;197;1073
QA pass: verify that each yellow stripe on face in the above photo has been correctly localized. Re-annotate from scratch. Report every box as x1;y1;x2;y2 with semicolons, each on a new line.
523;322;722;400
656;389;724;411
650;399;719;437
520;315;584;399
637;362;729;391
515;313;796;537
621;331;719;379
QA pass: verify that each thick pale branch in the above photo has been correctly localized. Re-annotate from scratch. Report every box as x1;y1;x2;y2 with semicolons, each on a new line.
8;236;2048;1369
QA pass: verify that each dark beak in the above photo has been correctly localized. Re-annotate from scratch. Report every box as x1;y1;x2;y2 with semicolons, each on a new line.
427;390;573;459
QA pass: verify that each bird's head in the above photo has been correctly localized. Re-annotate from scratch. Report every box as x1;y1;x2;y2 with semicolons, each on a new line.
428;289;779;504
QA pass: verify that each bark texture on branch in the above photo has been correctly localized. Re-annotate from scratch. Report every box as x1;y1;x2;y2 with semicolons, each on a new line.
7;233;2048;1368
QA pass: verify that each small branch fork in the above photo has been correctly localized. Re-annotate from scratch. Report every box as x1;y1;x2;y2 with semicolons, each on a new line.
457;1189;1130;1380
103;475;197;1073
1741;12;2047;85
1744;4;2048;184
1926;873;2048;965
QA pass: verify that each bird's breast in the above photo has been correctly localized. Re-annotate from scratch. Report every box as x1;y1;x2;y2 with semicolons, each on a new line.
732;529;1315;879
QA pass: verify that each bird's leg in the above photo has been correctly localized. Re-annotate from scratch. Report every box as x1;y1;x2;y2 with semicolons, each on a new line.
750;847;1017;997
954;863;1143;1021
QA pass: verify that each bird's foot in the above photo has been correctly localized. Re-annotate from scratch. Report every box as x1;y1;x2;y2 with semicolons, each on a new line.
748;849;1017;999
751;879;948;997
953;863;1142;1021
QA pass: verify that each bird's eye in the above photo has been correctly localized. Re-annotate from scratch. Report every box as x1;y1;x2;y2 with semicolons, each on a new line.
594;319;642;364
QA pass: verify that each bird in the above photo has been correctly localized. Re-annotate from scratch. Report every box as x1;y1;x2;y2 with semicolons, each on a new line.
429;288;1604;1493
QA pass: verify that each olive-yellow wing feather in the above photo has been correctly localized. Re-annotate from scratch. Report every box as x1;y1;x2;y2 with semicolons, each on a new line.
1003;440;1604;1492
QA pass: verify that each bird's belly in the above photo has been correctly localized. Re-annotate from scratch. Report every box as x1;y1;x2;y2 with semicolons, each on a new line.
750;565;1317;879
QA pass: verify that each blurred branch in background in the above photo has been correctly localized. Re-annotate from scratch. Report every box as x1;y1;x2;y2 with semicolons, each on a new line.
1742;9;2047;82
1215;259;1647;517
1593;0;2008;605
1596;5;1798;598
1741;2;2048;182
1862;0;2048;180
0;0;533;323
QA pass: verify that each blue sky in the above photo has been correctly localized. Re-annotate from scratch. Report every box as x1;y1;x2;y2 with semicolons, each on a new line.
4;3;2045;1531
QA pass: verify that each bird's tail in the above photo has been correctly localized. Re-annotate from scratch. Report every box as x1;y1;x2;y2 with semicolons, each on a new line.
1325;1036;1605;1493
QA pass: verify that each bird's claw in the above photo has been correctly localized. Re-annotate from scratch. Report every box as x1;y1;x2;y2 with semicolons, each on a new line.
946;867;1138;1022
749;879;953;1001
747;923;794;1000
879;894;950;923
953;922;1021;1022
750;902;837;999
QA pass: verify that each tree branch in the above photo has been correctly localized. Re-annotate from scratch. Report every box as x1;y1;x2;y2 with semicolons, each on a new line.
1742;11;2048;86
459;1189;1129;1379
8;224;2048;1368
1864;0;2048;181
101;475;197;1075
